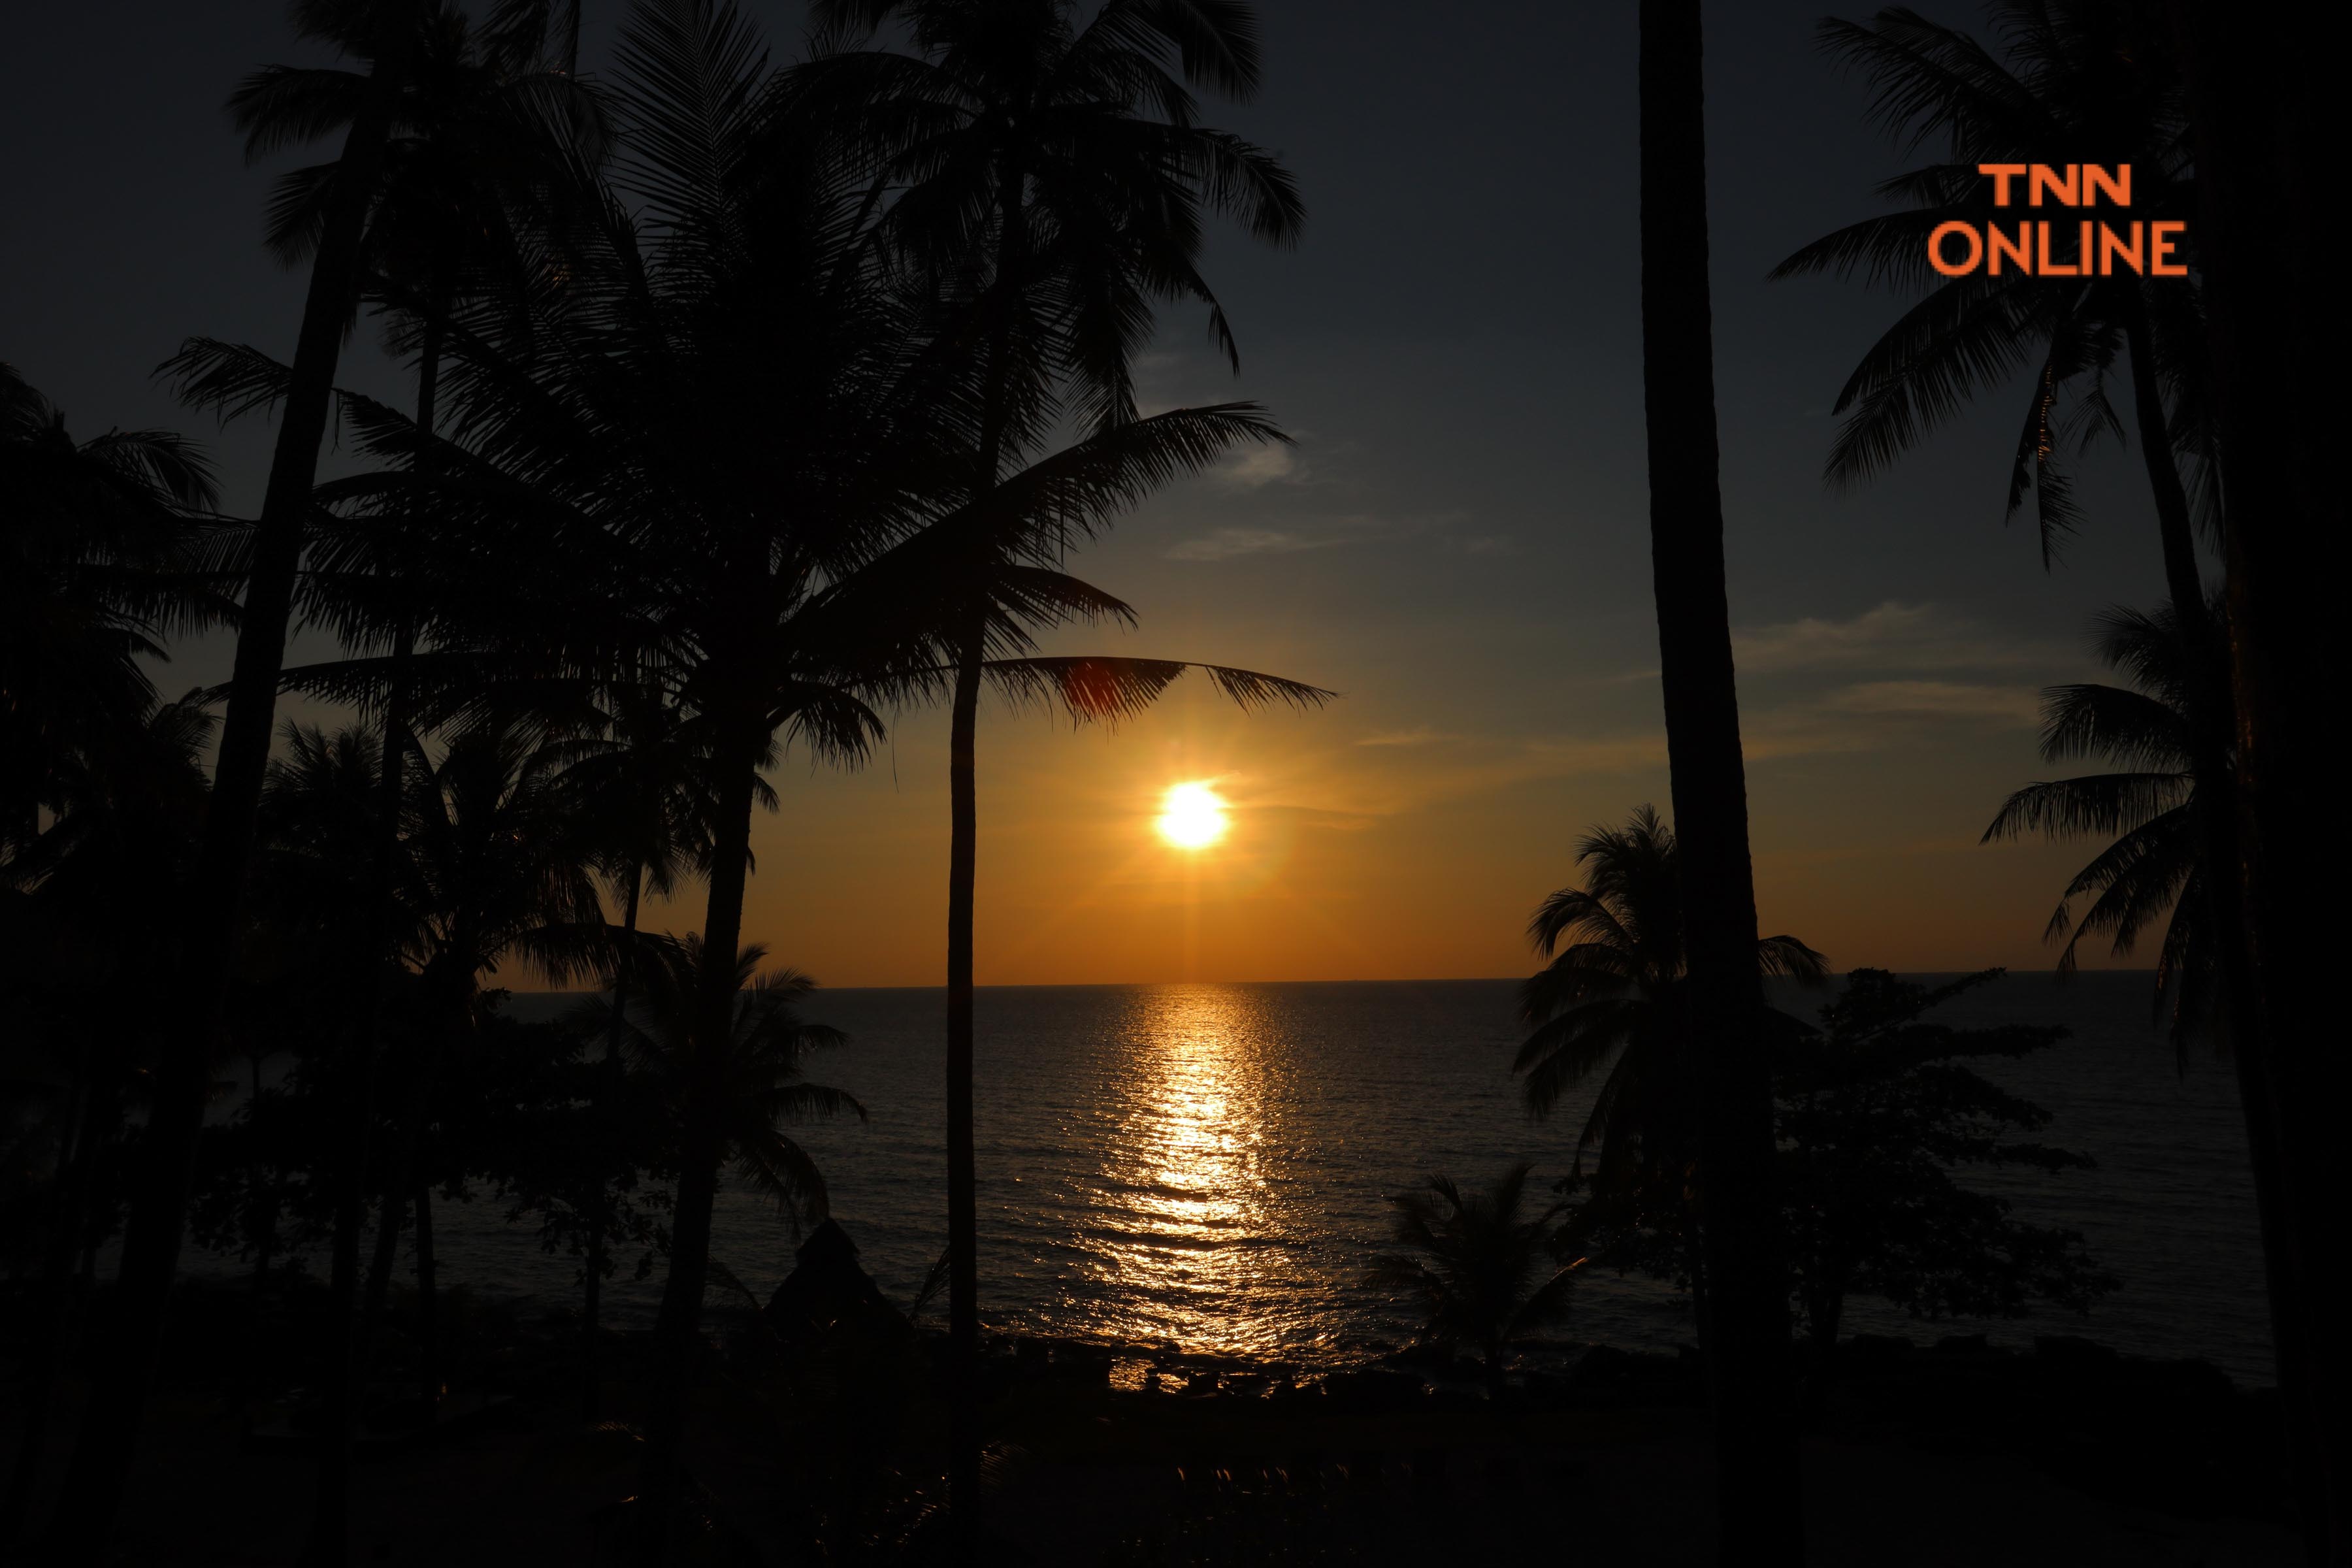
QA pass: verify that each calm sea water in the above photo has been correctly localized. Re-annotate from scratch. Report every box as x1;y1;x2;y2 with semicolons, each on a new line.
308;973;2272;1384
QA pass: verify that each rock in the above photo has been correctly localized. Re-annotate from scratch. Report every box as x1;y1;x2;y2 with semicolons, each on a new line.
762;1219;907;1348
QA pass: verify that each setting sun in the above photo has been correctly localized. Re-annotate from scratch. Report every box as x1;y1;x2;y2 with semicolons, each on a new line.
1155;781;1230;849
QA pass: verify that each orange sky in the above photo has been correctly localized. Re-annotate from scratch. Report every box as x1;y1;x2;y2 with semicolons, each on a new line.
613;628;2131;990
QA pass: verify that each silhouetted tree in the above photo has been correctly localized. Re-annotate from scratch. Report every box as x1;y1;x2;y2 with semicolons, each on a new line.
591;933;866;1223
1786;7;2329;1542
1368;1164;1578;1397
1637;1;1805;1558
42;4;422;1547
1774;3;2204;593
2165;4;2345;1551
1518;806;1826;1201
1776;970;2114;1385
0;363;223;850
1982;602;2219;1045
0;696;215;1536
549;680;714;1420
789;3;1306;1533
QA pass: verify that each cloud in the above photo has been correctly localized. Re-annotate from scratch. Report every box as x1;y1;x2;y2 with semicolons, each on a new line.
1163;527;1343;562
1355;727;1452;747
1163;508;1489;563
1733;601;2054;676
1213;444;1307;489
1738;679;2044;762
1820;680;2044;723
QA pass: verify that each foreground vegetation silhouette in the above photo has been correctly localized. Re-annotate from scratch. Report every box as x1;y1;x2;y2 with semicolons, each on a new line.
3;0;2340;1561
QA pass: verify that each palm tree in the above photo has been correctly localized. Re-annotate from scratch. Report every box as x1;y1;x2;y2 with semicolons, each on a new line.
550;680;715;1420
44;5;422;1544
788;7;1305;1522
200;8;1319;1550
1786;11;2331;1530
1771;3;2205;601
174;18;595;1525
204;12;593;1505
1367;1164;1579;1397
584;933;866;1229
2166;1;2344;1551
0;363;223;851
1638;2;1805;1558
358;720;608;1367
1983;602;2220;1041
1517;807;1827;1199
0;695;215;1538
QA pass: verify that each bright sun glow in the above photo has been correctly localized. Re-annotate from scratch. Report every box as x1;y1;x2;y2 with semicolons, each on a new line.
1156;782;1230;850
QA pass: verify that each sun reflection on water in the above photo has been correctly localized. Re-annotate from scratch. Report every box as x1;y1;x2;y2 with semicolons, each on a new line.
1062;984;1317;1358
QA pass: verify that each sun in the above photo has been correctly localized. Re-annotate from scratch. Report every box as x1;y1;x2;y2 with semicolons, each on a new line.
1156;781;1230;850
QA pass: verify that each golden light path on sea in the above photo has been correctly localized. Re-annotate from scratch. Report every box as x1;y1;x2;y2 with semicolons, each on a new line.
1068;984;1305;1360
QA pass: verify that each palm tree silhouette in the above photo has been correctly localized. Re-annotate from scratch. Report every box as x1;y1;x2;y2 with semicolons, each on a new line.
1;363;223;853
201;6;1318;1547
203;14;595;1503
1772;4;2204;591
1517;807;1826;1199
1638;2;1805;1557
1982;602;2217;1044
549;679;717;1420
788;7;1303;1526
1786;10;2321;1511
45;5;423;1543
581;932;866;1229
2166;3;2343;1552
0;694;215;1537
1367;1164;1579;1398
357;719;607;1372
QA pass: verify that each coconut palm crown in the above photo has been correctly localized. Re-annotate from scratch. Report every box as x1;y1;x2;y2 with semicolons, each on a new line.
1516;806;1827;1193
1982;599;2217;1044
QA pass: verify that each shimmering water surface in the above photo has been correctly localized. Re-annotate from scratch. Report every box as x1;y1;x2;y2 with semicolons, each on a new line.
397;975;2271;1383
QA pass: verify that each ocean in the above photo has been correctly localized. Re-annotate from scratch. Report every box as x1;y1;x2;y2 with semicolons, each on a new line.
354;972;2280;1386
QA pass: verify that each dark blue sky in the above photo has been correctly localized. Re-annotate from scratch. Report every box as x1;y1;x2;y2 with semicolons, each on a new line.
3;2;2184;982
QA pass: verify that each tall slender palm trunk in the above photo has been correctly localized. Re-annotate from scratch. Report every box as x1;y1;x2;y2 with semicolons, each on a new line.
2;1075;103;1537
413;1183;438;1407
308;287;446;1568
2164;7;2344;1558
638;721;760;1564
2119;289;2317;1555
941;167;1027;1550
353;312;449;1387
302;640;419;1568
1637;5;1804;1563
583;864;644;1425
943;627;985;1537
37;12;416;1550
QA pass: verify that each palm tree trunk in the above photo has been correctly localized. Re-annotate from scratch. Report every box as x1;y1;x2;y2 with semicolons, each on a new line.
353;288;449;1357
583;863;642;1425
249;1051;278;1286
2;1073;102;1536
309;268;448;1568
358;1022;455;1371
2164;8;2344;1558
2119;295;2207;627
303;992;388;1567
2121;285;2317;1552
939;163;1028;1556
945;617;985;1540
638;720;760;1563
414;1183;438;1411
1637;5;1804;1562
39;11;416;1549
